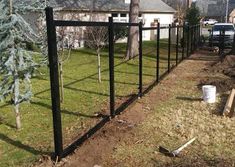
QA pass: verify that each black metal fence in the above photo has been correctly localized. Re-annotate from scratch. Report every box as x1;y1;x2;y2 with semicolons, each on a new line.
45;7;200;160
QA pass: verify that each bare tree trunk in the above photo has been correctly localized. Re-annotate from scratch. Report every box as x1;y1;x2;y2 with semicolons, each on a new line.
97;49;102;83
59;62;64;103
10;1;20;130
14;77;21;130
9;0;12;15
187;0;190;9
125;0;139;60
15;104;21;130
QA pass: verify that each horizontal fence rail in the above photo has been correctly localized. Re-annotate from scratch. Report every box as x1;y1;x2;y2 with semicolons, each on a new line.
54;20;109;27
54;20;139;27
45;7;201;160
142;27;157;30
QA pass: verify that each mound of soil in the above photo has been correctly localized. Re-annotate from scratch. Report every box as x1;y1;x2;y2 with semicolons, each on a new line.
198;78;235;93
199;55;235;93
210;55;235;78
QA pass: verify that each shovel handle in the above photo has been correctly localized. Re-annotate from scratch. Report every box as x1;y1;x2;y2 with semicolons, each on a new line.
172;137;196;155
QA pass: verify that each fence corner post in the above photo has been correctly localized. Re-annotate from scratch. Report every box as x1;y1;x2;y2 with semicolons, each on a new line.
45;7;63;160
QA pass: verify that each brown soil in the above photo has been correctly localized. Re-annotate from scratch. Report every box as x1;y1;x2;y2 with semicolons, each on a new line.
36;50;235;167
198;78;235;93
197;54;235;93
209;55;235;78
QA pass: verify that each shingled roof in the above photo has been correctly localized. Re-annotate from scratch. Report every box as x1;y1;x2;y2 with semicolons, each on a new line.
49;0;175;13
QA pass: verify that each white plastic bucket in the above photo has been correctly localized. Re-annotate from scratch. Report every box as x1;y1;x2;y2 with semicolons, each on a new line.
202;85;216;103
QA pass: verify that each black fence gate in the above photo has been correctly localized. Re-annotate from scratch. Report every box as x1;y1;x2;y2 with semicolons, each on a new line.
45;7;200;160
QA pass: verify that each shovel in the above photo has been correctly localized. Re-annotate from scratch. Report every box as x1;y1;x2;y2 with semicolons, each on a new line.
159;137;196;157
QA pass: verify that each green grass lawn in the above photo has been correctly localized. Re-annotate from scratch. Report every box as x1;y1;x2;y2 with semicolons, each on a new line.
0;41;182;166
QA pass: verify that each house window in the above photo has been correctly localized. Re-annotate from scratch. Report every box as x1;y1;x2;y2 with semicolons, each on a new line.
154;18;160;23
112;13;118;17
120;19;127;22
120;13;127;17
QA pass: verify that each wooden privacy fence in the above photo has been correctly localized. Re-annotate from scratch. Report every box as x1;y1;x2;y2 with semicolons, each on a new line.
45;7;201;160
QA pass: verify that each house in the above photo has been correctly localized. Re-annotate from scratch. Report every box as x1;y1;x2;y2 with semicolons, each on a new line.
196;0;235;22
162;0;192;10
49;0;175;47
229;9;235;23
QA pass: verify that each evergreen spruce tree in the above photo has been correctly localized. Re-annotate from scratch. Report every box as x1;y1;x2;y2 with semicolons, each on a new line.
185;2;201;25
0;0;43;130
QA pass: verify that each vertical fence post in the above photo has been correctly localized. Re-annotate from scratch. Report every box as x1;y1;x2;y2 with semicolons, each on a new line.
108;17;115;118
194;25;196;50
222;29;225;54
193;25;197;51
219;30;222;56
192;26;194;51
194;26;196;51
211;27;214;47
187;25;190;57
168;24;171;72
45;7;63;159
138;22;143;98
191;26;193;53
182;23;185;60
197;25;200;47
197;24;200;48
176;25;179;65
232;29;235;54
195;26;197;49
219;29;225;57
199;24;201;45
156;22;160;82
199;24;201;47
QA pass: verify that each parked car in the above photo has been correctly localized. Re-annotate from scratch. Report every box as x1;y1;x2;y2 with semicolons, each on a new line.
209;23;235;47
203;19;218;26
